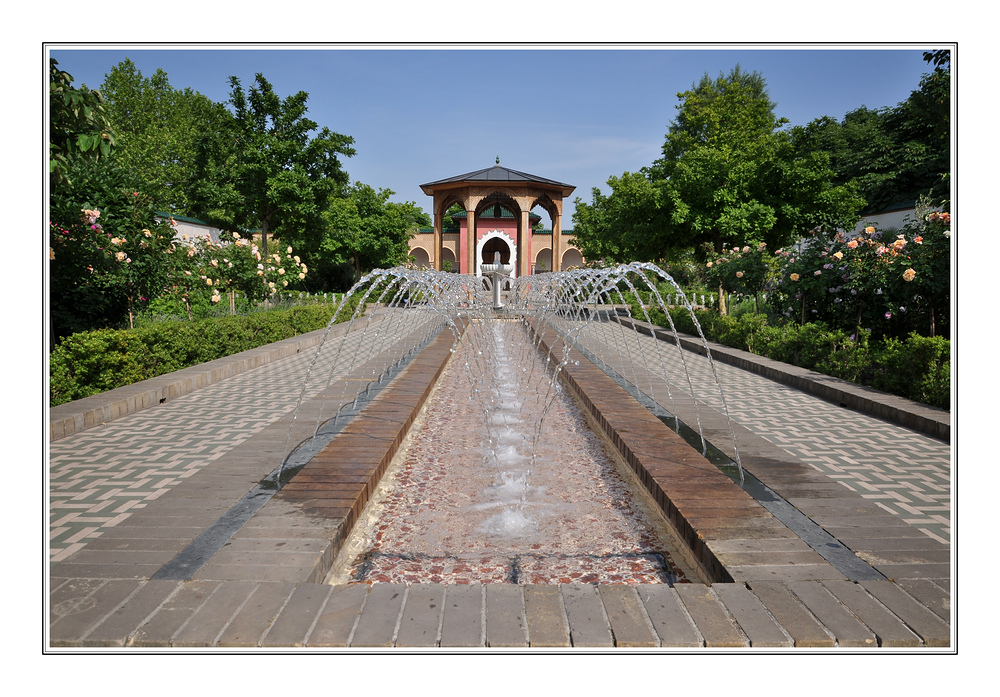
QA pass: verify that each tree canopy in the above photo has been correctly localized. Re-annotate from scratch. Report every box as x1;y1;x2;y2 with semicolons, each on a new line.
99;59;232;214
49;58;115;190
190;73;357;259
789;51;950;212
318;183;430;286
573;66;863;265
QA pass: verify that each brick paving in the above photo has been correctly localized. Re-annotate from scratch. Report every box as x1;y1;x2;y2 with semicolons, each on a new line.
558;317;952;544
49;310;442;561
47;308;952;649
48;578;950;648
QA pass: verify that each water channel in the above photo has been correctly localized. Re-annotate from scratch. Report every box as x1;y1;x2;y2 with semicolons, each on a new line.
326;317;704;585
274;264;738;586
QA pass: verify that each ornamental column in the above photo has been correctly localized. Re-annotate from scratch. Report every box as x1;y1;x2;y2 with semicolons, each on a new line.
433;198;443;271
551;212;562;272
466;207;477;275
519;208;532;277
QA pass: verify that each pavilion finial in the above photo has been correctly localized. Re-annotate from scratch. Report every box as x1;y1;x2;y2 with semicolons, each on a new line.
496;156;500;165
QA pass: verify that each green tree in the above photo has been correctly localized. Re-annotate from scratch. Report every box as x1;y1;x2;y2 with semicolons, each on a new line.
99;59;233;214
654;66;862;257
319;184;428;285
790;51;950;212
573;65;862;310
49;58;115;190
572;170;666;263
191;73;356;259
442;203;464;231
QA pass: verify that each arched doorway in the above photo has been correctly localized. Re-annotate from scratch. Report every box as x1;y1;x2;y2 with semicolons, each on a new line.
562;248;584;270
534;248;552;273
476;229;517;279
440;247;458;272
410;246;430;268
481;236;511;265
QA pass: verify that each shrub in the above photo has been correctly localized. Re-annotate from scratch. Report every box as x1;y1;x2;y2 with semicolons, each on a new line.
50;298;360;407
638;308;949;410
863;333;951;409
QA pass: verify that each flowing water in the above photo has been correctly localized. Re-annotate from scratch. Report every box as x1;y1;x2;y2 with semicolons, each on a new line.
278;264;741;585
326;320;700;585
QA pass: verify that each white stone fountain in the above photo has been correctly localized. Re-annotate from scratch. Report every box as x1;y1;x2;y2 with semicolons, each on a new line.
480;251;514;310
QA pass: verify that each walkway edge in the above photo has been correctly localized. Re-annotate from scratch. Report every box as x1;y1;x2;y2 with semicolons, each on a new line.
48;321;358;442
615;316;950;443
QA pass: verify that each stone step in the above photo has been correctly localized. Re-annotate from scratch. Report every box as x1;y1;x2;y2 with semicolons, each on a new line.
49;580;951;649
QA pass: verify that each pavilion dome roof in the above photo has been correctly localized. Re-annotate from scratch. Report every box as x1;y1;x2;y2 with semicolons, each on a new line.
420;163;574;196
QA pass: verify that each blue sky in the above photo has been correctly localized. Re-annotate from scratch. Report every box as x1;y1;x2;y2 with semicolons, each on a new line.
49;44;941;226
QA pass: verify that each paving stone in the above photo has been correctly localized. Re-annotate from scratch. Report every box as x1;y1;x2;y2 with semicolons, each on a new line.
394;584;445;647
50;578;145;646
84;580;186;647
871;563;951;581
49;578;105;625
523;585;570;647
216;582;296;647
307;584;369;647
819;579;921;647
170;581;260;647
598;585;658;647
725;563;848;583
262;583;332;647
440;583;484;648
130;580;221;647
351;583;406;647
561;584;614;648
859;580;951;647
712;583;793;647
786;580;877;648
893;579;951;624
193;563;323;584
674;584;747;647
636;585;702;647
485;584;528;648
744;581;834;647
49;559;180;580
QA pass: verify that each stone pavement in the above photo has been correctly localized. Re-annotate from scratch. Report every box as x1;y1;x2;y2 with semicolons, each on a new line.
48;309;952;649
574;316;951;544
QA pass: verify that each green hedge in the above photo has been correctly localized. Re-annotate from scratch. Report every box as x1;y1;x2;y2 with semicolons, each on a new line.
50;299;360;407
640;305;950;410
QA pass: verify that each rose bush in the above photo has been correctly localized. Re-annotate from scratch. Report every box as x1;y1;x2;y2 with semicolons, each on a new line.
704;242;777;313
49;181;176;336
770;201;951;339
162;234;310;319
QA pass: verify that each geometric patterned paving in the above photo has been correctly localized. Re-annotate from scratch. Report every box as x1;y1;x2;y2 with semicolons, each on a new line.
571;321;952;545
49;313;953;562
48;314;440;561
49;353;319;561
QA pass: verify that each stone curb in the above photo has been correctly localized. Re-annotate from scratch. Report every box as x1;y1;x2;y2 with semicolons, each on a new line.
48;321;357;442
615;316;950;443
